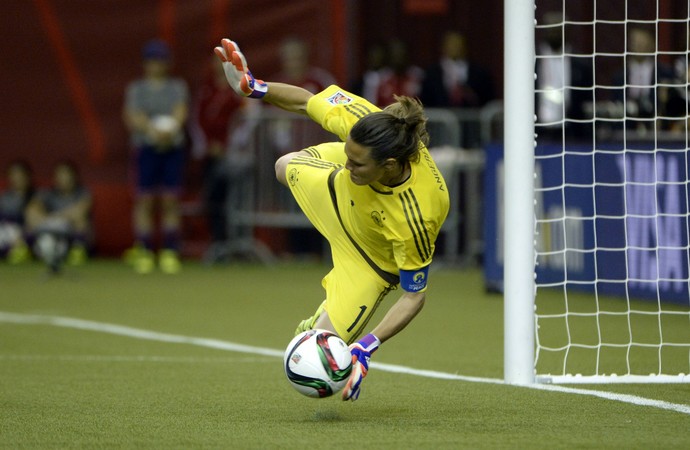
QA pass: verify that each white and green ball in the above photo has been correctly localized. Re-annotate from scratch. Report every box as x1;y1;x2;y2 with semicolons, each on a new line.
284;329;352;398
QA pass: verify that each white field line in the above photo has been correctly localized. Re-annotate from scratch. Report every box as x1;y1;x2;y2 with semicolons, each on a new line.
2;311;689;416
0;354;274;363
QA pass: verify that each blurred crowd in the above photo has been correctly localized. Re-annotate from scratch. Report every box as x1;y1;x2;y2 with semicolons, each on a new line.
0;160;92;272
536;18;690;141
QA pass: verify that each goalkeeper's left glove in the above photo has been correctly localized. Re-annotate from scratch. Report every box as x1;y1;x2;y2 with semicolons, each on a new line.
213;38;268;99
342;333;380;401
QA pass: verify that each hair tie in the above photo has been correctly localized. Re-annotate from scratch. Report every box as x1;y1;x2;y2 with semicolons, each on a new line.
396;117;406;125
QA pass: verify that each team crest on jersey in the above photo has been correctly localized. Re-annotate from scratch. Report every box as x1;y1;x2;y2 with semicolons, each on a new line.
326;91;353;105
370;211;385;227
288;168;298;186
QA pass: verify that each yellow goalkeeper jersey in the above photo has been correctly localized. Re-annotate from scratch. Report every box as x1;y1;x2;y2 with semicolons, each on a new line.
304;86;450;291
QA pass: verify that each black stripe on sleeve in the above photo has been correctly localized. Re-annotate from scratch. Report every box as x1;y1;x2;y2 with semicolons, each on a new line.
348;103;373;117
400;190;430;262
344;105;365;119
290;156;339;170
304;147;322;159
407;189;433;257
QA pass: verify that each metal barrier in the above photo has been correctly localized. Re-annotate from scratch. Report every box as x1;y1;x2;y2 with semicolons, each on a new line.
430;146;485;265
210;108;333;263
210;103;503;265
426;102;505;148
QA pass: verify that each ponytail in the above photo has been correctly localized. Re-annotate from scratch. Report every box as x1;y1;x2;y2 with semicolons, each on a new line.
349;95;428;165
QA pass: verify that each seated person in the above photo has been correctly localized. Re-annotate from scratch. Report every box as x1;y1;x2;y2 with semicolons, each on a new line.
25;161;92;271
0;160;35;263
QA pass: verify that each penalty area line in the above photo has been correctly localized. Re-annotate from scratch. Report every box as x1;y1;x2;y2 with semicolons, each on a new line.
1;311;689;416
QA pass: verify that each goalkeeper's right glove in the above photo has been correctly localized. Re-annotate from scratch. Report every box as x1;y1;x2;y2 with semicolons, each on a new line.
213;38;268;99
342;333;380;401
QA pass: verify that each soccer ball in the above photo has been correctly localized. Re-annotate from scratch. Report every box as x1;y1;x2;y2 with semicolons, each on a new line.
284;329;353;398
151;115;178;133
34;231;69;273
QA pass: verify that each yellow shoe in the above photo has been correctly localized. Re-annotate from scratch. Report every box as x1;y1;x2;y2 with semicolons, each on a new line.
295;300;326;335
159;249;181;274
123;243;144;266
67;244;87;266
134;250;155;274
7;243;31;264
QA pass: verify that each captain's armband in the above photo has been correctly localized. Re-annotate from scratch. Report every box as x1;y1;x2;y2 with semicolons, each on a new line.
399;266;430;292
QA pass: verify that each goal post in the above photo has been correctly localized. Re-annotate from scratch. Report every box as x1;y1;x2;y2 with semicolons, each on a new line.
502;0;690;384
503;0;536;385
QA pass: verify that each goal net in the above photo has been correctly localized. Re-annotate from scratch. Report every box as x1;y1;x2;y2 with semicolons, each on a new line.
531;0;690;383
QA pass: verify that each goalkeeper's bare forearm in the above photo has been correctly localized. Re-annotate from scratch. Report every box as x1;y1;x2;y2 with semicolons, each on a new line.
262;82;313;115
370;291;426;343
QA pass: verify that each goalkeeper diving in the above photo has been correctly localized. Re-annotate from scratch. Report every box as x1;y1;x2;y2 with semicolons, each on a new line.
214;39;449;401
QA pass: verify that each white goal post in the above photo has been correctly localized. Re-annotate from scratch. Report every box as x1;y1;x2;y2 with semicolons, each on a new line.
503;0;536;385
504;0;690;384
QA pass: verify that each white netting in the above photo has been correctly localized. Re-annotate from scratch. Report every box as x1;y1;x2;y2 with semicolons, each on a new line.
533;0;690;383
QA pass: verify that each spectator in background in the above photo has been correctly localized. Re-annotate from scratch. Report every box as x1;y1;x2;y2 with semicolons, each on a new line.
421;31;495;109
371;39;424;107
190;56;246;260
271;37;336;94
269;37;336;259
535;12;594;141
123;39;189;274
350;42;387;102
25;161;92;272
421;31;495;148
269;36;336;154
0;160;34;263
613;27;674;135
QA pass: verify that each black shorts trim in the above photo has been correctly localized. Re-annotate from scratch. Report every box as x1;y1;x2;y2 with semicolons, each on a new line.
327;168;400;286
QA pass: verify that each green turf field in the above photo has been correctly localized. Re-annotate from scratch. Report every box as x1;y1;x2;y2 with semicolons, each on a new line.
1;260;688;449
